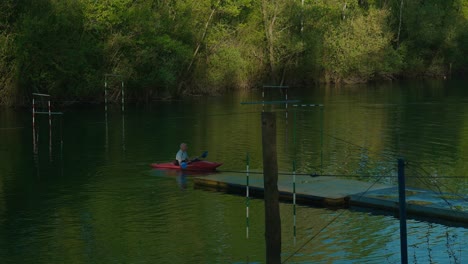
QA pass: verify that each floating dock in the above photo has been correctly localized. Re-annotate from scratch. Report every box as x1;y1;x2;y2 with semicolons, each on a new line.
193;173;468;226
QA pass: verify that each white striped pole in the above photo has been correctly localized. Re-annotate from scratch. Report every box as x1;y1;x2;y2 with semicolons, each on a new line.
320;107;324;174
32;97;35;128
122;114;125;152
285;88;289;148
48;99;52;160
104;81;108;112
285;88;288;119
105;111;109;152
32;97;36;154
60;115;63;160
293;109;297;245
121;81;124;112
262;87;265;112
293;160;297;245
246;152;250;239
104;79;109;153
60;114;64;177
48;99;51;126
121;81;125;152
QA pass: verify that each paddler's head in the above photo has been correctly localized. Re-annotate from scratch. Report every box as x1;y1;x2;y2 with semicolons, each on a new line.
180;143;188;151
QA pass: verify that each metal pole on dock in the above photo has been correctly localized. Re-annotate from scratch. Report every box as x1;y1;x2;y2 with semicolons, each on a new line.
246;152;250;239
261;112;281;264
398;159;408;264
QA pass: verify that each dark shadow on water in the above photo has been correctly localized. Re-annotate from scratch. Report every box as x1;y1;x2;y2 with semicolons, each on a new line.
349;206;468;228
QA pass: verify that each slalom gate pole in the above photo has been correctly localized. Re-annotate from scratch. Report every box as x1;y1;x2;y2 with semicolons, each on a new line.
293;159;297;245
246;152;250;239
48;99;52;160
121;81;125;112
104;81;108;113
32;97;36;154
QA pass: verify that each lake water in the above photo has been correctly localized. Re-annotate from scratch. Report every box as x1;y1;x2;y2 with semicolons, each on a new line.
0;80;467;263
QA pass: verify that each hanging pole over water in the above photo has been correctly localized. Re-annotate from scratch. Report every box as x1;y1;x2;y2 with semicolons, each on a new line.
105;111;109;153
104;81;108;113
122;114;126;153
121;81;126;153
262;87;265;112
285;87;288;119
246;152;250;239
261;112;281;264
398;158;408;264
32;97;36;154
104;73;125;112
32;93;63;164
261;85;290;113
59;115;64;176
121;81;125;113
292;104;325;174
48;99;52;161
320;107;324;174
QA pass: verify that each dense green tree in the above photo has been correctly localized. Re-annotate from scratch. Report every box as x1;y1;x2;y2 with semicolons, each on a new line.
0;0;467;106
322;7;402;83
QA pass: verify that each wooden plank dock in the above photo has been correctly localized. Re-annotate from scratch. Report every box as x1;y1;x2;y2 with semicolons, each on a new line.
193;172;468;226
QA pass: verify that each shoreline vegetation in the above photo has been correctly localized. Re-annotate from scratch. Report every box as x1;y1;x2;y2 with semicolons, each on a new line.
1;0;467;106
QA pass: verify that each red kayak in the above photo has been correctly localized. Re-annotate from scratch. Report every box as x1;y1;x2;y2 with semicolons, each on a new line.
150;161;222;171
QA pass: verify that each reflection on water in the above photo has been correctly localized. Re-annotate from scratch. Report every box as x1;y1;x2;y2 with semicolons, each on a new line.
150;169;218;190
0;80;467;263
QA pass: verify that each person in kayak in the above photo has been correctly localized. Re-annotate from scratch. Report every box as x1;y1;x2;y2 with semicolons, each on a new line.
174;143;189;166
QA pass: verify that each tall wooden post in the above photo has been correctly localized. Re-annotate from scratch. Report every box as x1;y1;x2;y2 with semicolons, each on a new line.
261;112;281;264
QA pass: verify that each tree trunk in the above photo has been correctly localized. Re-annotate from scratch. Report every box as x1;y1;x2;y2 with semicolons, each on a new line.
178;2;219;94
262;0;278;84
396;0;403;46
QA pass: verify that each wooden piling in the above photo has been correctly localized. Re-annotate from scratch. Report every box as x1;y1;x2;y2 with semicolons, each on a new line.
261;112;281;264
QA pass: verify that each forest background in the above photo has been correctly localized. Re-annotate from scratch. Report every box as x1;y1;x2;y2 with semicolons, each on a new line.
1;0;467;106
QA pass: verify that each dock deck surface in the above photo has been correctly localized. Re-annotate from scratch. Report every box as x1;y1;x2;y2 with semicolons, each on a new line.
193;172;468;225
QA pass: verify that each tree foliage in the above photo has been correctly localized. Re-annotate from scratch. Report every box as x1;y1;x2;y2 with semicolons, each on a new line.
323;8;402;83
0;0;467;105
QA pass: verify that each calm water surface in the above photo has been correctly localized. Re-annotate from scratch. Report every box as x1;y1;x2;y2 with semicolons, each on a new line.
0;80;467;263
